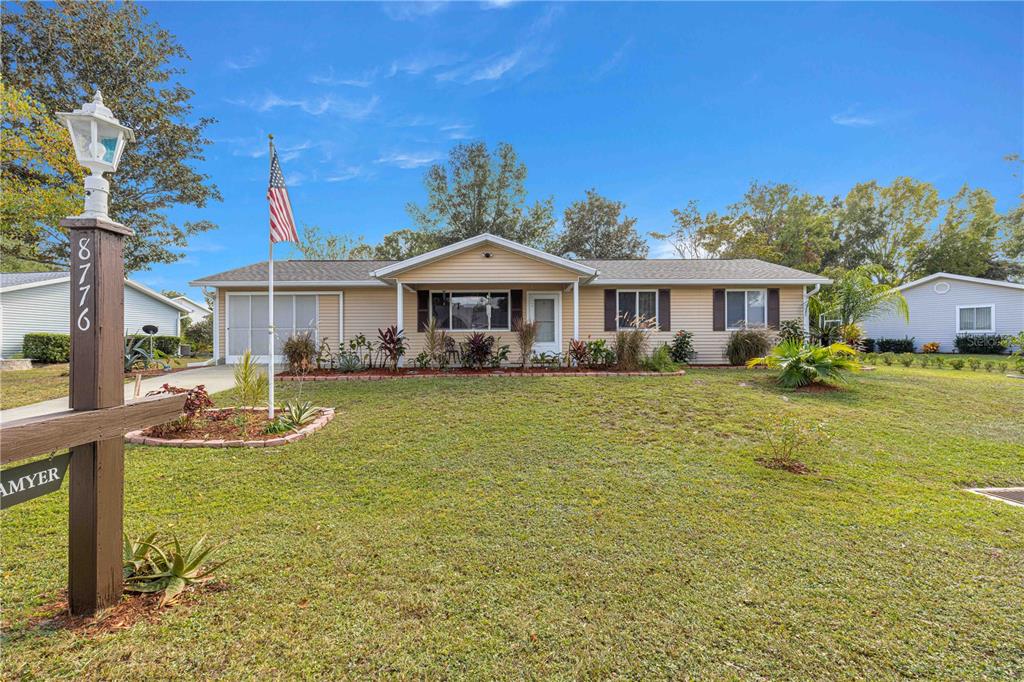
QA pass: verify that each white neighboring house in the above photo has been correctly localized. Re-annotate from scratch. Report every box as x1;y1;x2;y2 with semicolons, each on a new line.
862;273;1024;353
0;272;191;358
171;295;212;326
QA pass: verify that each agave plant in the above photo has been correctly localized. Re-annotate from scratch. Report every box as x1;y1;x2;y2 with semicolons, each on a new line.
124;336;152;372
124;535;227;606
747;340;860;388
282;399;318;430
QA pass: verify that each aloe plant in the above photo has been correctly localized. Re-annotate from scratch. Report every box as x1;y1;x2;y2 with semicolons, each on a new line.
124;535;226;606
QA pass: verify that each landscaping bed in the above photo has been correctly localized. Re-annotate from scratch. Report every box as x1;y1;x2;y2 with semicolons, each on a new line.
125;406;335;448
278;367;686;380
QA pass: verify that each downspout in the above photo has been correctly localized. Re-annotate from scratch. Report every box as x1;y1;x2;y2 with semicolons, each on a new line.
803;284;821;338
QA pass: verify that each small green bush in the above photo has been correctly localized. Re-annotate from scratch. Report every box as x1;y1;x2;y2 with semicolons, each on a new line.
282;332;316;374
898;354;914;367
932;356;946;369
777;319;804;346
967;357;981;371
916;355;930;368
668;330;695;364
880;352;896;366
725;328;773;366
954;334;1007;355
949;357;965;370
641;344;680;373
23;332;71;362
877;337;915;353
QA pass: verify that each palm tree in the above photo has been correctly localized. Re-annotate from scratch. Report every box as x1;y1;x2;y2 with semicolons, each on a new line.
811;265;909;336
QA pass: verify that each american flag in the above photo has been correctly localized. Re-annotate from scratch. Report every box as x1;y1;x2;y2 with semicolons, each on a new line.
267;140;299;243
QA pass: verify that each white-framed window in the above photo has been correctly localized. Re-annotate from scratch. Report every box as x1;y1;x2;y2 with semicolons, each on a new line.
726;289;767;330
956;304;995;333
617;290;658;329
227;293;317;357
430;291;510;331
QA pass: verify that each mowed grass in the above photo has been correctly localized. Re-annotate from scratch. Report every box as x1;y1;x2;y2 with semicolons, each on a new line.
2;367;1022;679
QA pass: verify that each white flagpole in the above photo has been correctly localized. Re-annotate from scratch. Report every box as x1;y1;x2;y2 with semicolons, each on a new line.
267;134;276;420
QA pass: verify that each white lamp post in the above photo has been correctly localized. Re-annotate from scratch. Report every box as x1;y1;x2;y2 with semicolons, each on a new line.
57;90;135;219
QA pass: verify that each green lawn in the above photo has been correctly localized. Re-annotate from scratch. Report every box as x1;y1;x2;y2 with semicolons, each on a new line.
0;358;212;410
2;367;1022;679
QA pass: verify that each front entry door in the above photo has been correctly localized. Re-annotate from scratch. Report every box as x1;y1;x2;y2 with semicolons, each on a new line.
527;292;561;356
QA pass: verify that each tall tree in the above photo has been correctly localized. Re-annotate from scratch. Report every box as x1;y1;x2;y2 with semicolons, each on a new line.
289;225;375;260
1;82;82;271
550;189;648;259
2;0;220;272
833;177;939;284
655;182;836;271
403;142;555;253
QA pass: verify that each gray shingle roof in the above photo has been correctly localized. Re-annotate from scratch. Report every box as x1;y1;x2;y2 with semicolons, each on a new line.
192;257;828;285
0;271;69;288
580;259;827;283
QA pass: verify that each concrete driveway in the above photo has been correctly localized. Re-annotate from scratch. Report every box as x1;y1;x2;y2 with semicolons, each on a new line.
0;364;237;423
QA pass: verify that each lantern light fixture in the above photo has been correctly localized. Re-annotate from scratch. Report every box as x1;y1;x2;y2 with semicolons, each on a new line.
56;90;135;220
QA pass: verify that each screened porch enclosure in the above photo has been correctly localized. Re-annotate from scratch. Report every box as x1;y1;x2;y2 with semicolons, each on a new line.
226;293;317;362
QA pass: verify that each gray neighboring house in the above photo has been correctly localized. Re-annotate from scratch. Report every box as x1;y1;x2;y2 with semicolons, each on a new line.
172;295;212;326
0;272;190;358
862;272;1024;352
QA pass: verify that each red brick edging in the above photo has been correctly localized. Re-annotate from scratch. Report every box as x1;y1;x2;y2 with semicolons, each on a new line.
278;370;687;382
125;406;335;448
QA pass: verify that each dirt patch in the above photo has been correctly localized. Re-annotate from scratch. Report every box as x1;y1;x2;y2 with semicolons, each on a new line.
11;582;228;636
793;382;845;394
142;407;280;441
756;457;814;475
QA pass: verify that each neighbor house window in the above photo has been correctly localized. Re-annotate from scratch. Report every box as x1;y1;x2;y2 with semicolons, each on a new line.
617;290;657;328
431;291;510;331
957;305;994;333
726;289;766;330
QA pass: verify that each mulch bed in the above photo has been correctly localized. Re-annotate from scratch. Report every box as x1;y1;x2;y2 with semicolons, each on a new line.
278;368;687;381
756;457;814;475
10;582;229;636
126;406;335;448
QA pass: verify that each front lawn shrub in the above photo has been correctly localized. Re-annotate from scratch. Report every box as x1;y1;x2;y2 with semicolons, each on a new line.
839;323;864;348
123;533;226;607
932;356;946;369
725;327;773;366
777;319;804;346
877;337;915;353
755;413;832;474
860;338;877;353
424;318;451;369
22;332;70;362
335;351;364;373
984;360;995;372
954;334;1007;355
147;383;213;430
567;338;591;367
234;349;268;407
183;316;213;355
414;351;431;369
126;334;182;356
879;352;896;366
376;325;407;371
668;330;695;364
282;332;316;374
917;355;931;368
281;399;318;430
512;318;538;368
613;326;651;371
490;344;511;368
898;354;914;367
949;357;965;370
460;332;495;369
747;340;859;388
967;357;981;371
585;339;615;368
921;342;940;353
641;345;680;372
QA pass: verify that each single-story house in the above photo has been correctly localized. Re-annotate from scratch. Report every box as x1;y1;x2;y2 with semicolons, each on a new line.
172;295;212;325
862;272;1024;352
0;271;190;358
190;233;830;365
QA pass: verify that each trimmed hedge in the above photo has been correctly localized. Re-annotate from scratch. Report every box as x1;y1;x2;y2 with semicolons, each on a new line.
23;332;70;363
954;334;1007;355
126;334;182;356
877;337;915;353
861;338;877;353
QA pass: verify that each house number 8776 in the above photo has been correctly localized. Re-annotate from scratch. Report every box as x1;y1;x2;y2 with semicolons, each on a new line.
76;237;92;332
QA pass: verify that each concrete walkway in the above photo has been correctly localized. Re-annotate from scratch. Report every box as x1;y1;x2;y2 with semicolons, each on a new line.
0;365;237;423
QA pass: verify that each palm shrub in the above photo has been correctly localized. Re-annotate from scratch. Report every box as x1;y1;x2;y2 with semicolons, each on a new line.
423;318;450;369
810;264;909;333
747;340;859;388
512;318;538;368
234;349;268;407
725;327;773;366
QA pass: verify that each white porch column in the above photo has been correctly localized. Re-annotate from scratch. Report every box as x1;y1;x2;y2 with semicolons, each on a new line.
396;283;404;333
572;278;580;340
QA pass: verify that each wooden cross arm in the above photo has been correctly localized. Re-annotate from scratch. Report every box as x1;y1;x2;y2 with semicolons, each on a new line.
0;393;187;465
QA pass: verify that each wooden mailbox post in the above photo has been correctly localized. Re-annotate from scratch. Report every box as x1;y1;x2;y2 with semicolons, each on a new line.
0;217;186;616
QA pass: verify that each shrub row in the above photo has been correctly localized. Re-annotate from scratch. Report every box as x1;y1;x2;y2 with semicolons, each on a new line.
22;332;71;363
126;334;182;356
954;334;1009;354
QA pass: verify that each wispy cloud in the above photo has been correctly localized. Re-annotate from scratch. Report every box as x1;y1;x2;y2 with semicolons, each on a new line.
481;0;518;9
223;48;267;71
387;52;463;78
440;123;473;140
375;151;442;169
278;140;314;162
592;37;633;81
229;93;380;119
325;166;366;182
382;2;447;21
831;108;879;128
309;66;378;88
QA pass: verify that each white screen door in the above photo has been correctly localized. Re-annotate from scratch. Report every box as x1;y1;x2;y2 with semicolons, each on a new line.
528;293;560;355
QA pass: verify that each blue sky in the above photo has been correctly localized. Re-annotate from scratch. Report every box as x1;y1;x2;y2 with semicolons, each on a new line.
134;1;1023;297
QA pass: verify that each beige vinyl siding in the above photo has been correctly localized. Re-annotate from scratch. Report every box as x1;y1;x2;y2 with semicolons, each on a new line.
342;287;396;345
395;244;579;283
317;294;341;349
574;285;805;364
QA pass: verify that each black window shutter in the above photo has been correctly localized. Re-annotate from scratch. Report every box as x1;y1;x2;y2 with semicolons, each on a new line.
767;288;780;329
658;289;671;332
416;290;430;332
604;289;617;331
712;289;726;331
510;289;523;328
